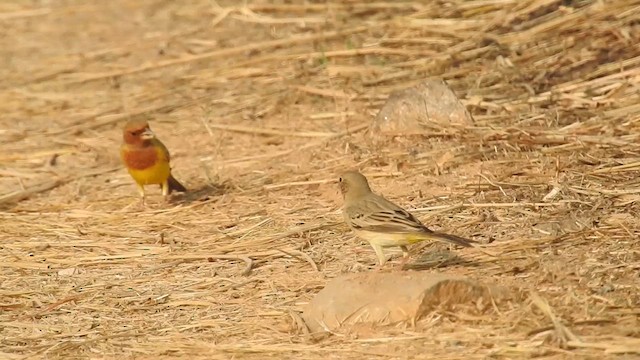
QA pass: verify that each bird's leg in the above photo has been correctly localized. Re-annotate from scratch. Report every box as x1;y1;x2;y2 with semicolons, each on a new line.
161;180;170;203
398;245;411;270
370;243;388;272
136;184;146;207
401;245;410;258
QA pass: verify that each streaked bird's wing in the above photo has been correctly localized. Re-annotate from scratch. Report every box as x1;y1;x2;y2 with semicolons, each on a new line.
346;195;430;234
346;194;474;248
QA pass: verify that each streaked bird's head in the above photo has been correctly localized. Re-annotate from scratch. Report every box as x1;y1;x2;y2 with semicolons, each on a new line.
123;120;155;145
338;170;372;201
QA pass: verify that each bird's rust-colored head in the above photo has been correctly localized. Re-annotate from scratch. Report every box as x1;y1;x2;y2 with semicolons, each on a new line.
338;170;372;200
122;119;155;146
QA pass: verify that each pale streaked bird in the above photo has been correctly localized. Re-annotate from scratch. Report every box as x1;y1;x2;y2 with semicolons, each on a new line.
339;170;473;267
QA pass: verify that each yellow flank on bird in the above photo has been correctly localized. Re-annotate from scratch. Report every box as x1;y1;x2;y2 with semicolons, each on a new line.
404;234;428;244
126;153;170;186
355;230;426;247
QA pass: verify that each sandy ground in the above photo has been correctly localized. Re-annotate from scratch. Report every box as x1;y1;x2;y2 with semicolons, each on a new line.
1;1;639;359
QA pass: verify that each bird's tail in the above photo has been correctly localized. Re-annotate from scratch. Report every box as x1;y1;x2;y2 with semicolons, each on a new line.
428;231;475;247
168;174;187;193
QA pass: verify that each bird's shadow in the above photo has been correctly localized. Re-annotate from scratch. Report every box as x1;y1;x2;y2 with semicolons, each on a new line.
402;248;478;271
170;180;234;204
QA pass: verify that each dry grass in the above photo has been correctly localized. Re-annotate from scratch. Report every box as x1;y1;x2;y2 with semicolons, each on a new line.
1;0;640;358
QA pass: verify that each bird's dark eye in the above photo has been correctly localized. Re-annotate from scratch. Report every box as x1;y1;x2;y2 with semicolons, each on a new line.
339;177;343;182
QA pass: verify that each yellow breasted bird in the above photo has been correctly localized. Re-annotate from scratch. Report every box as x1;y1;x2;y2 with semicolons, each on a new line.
339;170;473;268
120;119;186;204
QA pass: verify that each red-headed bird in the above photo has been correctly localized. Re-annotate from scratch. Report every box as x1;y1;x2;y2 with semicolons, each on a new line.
120;120;186;204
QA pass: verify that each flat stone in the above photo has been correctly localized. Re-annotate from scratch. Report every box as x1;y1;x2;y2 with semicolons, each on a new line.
301;272;506;334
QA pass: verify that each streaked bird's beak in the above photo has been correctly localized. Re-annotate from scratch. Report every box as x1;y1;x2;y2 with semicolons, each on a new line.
140;128;155;140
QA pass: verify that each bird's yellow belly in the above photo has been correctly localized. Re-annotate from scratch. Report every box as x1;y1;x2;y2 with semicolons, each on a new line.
355;230;424;247
127;161;170;186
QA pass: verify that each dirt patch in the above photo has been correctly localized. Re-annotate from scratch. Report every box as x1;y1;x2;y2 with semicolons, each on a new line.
1;0;640;358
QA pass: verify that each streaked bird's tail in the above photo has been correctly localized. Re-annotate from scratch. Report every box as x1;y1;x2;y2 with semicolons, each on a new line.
429;231;475;248
168;174;187;193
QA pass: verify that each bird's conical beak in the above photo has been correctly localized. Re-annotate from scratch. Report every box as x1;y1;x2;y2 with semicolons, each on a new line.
140;128;155;140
